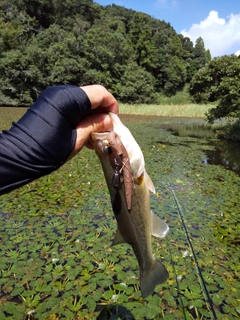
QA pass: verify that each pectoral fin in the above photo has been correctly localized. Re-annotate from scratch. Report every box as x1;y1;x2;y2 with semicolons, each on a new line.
111;228;126;246
151;211;169;238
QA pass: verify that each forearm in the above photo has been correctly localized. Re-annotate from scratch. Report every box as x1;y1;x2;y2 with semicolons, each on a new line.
0;85;91;195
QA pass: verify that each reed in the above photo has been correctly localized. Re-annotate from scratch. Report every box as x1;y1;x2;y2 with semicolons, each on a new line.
0;104;216;133
119;103;215;118
0;107;27;130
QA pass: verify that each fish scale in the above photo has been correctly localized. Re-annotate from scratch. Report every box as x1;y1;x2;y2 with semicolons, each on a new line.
91;113;169;298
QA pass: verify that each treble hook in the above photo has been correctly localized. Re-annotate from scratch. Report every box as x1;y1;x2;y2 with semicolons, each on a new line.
112;155;122;189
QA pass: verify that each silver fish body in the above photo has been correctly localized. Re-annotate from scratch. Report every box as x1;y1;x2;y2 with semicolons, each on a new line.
91;127;169;298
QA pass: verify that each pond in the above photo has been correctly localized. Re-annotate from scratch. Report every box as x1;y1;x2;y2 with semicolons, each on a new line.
167;120;240;176
0;112;239;319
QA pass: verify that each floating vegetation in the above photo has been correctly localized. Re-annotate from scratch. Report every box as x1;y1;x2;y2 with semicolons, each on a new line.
0;113;239;319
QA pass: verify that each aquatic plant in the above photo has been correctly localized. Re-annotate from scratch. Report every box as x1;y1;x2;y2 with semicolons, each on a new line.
0;114;239;319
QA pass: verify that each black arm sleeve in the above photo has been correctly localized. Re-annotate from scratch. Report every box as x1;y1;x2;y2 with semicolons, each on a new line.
0;85;92;195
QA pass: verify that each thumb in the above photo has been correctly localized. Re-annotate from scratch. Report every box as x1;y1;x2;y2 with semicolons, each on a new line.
80;113;113;139
67;113;113;161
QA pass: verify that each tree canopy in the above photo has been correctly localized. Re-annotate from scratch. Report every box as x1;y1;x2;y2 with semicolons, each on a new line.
0;0;211;105
189;55;240;123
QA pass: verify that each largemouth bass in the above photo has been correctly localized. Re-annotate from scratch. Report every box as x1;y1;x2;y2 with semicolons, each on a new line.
91;113;169;298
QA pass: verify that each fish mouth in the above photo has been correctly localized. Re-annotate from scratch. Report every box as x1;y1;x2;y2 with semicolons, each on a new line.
91;132;110;141
90;132;110;145
90;132;113;155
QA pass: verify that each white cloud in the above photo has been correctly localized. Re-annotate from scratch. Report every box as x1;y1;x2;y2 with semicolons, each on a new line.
181;10;240;57
235;50;240;56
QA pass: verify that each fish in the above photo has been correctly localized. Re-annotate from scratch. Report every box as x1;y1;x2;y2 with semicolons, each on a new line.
90;113;169;298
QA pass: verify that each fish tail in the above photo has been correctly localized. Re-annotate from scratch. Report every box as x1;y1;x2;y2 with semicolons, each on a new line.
140;259;169;298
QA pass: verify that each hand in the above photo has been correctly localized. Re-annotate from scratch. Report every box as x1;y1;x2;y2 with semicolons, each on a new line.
67;85;118;161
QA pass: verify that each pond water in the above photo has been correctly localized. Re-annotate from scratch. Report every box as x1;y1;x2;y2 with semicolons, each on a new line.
167;121;240;176
205;142;240;176
0;113;239;319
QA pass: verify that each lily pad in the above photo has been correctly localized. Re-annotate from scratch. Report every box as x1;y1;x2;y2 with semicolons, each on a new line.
0;114;239;319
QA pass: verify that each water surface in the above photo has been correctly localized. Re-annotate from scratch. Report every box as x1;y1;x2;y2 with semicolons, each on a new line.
0;113;239;319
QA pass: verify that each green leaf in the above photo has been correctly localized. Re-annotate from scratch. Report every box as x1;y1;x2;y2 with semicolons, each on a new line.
11;286;24;296
103;289;114;300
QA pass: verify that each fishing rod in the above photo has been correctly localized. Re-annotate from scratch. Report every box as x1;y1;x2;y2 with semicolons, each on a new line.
169;184;218;320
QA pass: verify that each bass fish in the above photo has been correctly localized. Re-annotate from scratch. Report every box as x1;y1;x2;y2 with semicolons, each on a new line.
91;113;169;298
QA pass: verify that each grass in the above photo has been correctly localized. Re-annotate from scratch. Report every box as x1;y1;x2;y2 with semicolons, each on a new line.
119;103;215;118
0;104;216;132
0;107;27;130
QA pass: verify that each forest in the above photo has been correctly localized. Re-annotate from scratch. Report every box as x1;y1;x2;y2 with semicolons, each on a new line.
0;0;211;106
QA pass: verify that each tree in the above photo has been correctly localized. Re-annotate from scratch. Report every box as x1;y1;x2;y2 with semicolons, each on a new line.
193;37;209;70
163;56;187;95
162;35;187;95
11;0;97;29
0;5;38;53
114;62;157;103
79;17;134;88
0;0;214;105
0;48;43;104
189;54;240;123
0;24;85;104
128;12;156;69
179;35;195;82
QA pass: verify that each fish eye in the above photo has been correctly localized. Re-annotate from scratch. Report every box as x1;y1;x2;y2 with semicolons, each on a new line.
103;146;112;155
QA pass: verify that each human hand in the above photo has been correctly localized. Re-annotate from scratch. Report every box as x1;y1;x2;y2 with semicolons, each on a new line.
67;85;118;161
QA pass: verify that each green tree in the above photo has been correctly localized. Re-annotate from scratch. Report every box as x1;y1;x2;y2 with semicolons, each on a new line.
11;0;96;29
0;0;214;105
0;24;85;104
128;12;157;70
104;4;136;33
163;35;187;94
0;48;43;104
179;35;195;82
114;62;156;103
80;18;133;88
163;56;187;95
192;37;209;70
189;54;240;123
0;4;37;53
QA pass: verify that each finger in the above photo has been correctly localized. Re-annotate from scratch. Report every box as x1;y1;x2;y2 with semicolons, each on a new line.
66;113;113;161
80;85;118;113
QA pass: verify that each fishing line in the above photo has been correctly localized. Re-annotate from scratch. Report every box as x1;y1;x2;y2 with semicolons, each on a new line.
169;184;218;320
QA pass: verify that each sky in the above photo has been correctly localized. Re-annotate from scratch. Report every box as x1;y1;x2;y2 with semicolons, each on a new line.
95;0;240;57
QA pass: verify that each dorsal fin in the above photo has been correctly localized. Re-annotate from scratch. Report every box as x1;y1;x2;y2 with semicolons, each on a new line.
144;171;156;194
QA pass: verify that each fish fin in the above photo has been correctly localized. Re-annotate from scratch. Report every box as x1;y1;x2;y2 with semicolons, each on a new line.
140;259;169;298
111;228;126;246
151;211;169;238
144;171;156;194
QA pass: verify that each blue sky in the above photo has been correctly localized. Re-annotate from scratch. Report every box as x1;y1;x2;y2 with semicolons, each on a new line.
95;0;240;57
